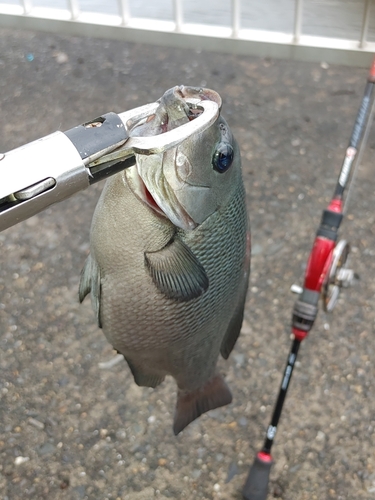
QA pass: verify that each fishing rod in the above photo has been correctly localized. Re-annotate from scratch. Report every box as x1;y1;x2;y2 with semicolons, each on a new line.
242;55;375;500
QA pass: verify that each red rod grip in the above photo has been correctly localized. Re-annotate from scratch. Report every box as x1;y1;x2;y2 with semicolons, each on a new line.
304;198;342;292
304;236;335;292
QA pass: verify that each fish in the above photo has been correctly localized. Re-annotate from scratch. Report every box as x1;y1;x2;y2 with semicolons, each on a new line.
79;85;250;435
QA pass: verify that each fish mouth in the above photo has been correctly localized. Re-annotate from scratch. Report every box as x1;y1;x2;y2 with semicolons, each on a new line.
125;165;197;231
124;85;220;231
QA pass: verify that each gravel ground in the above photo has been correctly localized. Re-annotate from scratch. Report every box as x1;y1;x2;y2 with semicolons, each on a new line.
1;29;375;500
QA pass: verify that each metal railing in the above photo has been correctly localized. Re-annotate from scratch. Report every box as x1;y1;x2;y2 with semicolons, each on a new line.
0;0;374;66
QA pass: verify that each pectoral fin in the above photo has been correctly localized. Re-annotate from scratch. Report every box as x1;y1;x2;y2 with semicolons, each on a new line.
145;238;209;301
78;255;102;328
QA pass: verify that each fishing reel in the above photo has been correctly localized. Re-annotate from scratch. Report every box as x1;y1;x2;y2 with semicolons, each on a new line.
321;239;355;312
291;239;355;313
290;234;356;344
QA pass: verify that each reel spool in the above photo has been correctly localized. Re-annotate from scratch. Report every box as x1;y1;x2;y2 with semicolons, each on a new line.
322;239;354;312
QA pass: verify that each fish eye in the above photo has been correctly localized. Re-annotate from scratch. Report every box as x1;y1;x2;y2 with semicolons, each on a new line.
212;142;234;173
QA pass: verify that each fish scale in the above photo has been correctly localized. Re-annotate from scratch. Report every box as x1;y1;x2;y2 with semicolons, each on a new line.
80;86;250;434
97;173;246;350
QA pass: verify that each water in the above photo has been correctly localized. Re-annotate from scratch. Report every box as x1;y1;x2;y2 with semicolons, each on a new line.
4;0;375;41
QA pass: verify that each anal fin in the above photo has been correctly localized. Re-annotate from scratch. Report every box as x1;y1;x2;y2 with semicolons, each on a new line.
124;355;165;389
173;374;232;435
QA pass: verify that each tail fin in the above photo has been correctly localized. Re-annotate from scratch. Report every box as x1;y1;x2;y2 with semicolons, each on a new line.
173;374;232;435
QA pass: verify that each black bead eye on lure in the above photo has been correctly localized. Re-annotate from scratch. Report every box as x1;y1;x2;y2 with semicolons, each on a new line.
213;142;234;173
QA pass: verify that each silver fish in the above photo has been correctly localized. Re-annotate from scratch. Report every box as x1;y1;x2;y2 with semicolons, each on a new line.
79;86;250;435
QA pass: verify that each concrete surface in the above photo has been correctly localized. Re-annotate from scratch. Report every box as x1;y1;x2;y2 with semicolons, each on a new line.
1;29;375;500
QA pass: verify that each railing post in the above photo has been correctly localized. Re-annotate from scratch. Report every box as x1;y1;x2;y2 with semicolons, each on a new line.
68;0;80;21
173;0;183;33
118;0;130;26
294;0;303;44
22;0;32;15
232;0;240;38
360;0;371;48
